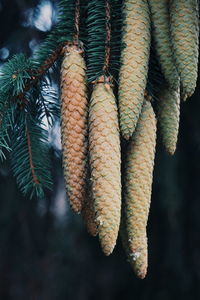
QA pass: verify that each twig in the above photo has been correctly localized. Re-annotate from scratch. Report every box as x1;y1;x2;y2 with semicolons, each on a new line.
15;42;68;103
102;0;111;74
26;125;40;185
74;0;81;42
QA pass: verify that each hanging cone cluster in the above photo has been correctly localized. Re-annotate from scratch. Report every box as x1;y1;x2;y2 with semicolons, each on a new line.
0;0;199;285
59;0;199;280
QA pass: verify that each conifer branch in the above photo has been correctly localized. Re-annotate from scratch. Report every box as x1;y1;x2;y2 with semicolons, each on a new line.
15;43;66;101
26;125;40;185
87;0;107;82
11;101;53;198
0;99;14;160
34;43;65;76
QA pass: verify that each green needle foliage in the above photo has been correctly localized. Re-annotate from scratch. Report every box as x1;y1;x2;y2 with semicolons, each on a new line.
109;0;123;80
86;0;122;82
86;0;107;82
0;0;198;204
33;0;76;68
0;94;14;160
11;96;53;199
0;54;34;96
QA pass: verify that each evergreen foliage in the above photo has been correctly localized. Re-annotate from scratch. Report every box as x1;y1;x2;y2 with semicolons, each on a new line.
32;0;76;67
0;94;14;160
109;0;123;80
11;97;52;198
0;0;75;197
0;0;199;280
0;54;34;96
86;0;107;82
86;0;122;82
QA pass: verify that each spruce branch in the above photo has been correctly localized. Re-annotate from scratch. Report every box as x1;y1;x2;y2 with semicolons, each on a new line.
87;0;107;82
37;80;60;127
11;97;53;198
0;0;76;163
25;124;40;185
109;0;123;80
0;0;79;106
0;99;13;160
87;0;123;82
0;54;33;97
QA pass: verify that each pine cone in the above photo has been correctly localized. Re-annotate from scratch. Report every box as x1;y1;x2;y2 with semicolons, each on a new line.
158;86;180;155
169;0;199;100
124;100;156;279
148;0;179;90
60;45;88;213
89;82;121;256
119;0;151;139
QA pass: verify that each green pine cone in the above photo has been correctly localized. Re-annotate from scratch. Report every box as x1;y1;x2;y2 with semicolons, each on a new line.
158;86;180;155
119;0;151;139
169;0;199;100
124;100;156;279
148;0;179;90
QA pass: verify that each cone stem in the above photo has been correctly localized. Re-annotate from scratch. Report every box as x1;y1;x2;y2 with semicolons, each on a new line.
74;0;81;42
102;0;111;74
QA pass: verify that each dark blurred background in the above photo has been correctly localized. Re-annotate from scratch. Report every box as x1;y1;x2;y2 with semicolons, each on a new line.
0;1;200;299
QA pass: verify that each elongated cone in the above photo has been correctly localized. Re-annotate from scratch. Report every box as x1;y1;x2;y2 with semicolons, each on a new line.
158;86;180;155
82;179;98;237
60;45;88;213
124;100;156;279
89;81;121;256
148;0;179;90
119;0;151;139
169;0;199;100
